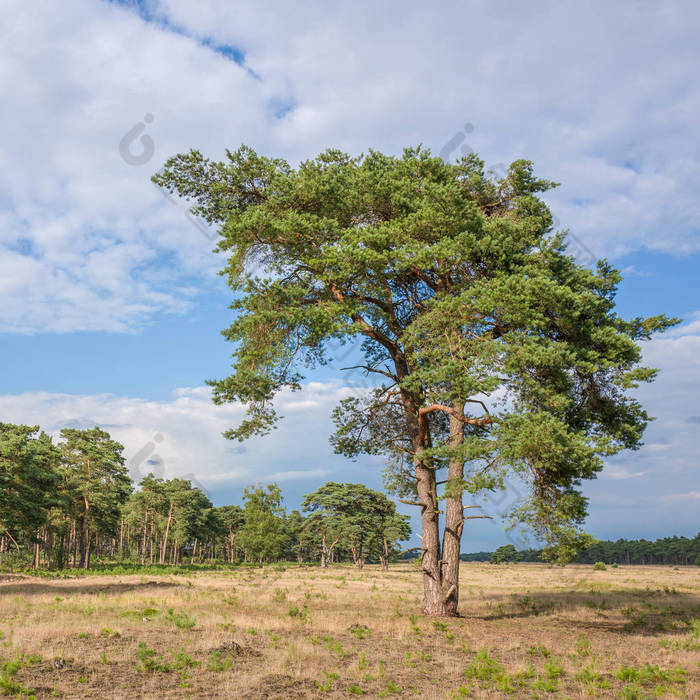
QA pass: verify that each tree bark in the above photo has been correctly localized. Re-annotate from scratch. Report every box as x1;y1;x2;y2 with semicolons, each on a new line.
416;455;444;614
119;518;125;559
440;404;465;616
79;497;90;569
33;532;40;569
141;510;148;566
160;501;174;565
381;536;390;570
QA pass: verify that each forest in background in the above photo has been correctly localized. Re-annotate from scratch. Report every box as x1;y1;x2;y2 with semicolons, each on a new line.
460;534;700;566
0;423;410;571
3;422;697;573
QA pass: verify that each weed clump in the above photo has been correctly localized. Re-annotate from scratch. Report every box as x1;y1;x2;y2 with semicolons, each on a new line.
165;608;196;630
135;642;171;673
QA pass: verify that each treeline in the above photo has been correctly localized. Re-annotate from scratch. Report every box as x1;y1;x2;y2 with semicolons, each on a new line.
0;423;410;570
461;534;700;566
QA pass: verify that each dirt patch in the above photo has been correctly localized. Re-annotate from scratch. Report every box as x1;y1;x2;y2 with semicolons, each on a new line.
252;674;321;699
210;640;261;657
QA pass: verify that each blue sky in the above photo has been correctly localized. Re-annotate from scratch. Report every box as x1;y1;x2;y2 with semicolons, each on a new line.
1;0;699;550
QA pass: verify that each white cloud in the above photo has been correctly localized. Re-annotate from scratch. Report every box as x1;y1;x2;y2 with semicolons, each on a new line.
604;469;647;481
0;381;359;499
582;311;700;538
664;491;700;501
2;1;700;332
265;469;332;483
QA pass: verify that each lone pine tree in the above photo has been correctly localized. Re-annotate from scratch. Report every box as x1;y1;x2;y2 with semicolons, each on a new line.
154;146;677;615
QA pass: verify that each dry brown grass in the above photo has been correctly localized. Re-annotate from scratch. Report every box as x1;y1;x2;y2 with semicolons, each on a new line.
0;562;698;698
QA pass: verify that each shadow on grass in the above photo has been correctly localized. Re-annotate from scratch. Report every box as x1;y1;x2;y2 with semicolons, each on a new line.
470;588;700;635
0;579;181;596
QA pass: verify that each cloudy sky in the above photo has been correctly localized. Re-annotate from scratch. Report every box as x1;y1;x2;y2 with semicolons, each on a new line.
1;0;698;550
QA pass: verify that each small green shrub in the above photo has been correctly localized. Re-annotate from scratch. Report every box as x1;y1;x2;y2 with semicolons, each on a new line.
206;650;233;672
576;664;610;691
172;649;200;671
543;659;563;679
164;609;196;630
288;604;308;620
378;680;401;696
615;662;686;686
0;656;40;698
135;642;171;673
315;671;338;692
313;634;344;656
350;624;370;640
593;561;607;571
575;633;592;657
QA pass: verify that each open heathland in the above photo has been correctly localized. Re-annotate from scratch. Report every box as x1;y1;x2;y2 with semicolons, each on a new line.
0;563;698;699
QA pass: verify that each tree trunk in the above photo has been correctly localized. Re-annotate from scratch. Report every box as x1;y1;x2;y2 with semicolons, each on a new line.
119;518;125;559
79;497;90;569
141;510;148;566
33;531;40;569
381;536;390;570
408;397;449;615
69;519;76;568
416;456;444;614
440;406;465;616
161;501;174;565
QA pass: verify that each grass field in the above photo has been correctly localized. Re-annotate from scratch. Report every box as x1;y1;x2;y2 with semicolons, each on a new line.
0;562;698;698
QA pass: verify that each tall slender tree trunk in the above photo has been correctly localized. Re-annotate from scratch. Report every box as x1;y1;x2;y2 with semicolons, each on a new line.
160;501;173;565
440;405;465;616
33;531;40;569
141;510;148;565
409;399;445;615
79;498;90;569
69;519;76;568
381;536;390;570
416;455;443;614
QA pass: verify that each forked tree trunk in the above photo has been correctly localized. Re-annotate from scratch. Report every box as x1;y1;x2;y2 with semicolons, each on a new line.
409;397;466;616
